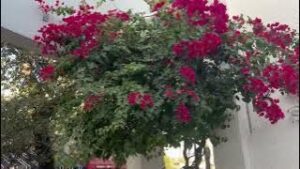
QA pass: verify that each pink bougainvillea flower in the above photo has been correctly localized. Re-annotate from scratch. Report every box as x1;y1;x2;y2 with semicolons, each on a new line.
128;92;154;110
262;64;299;94
35;11;108;58
262;64;281;89
249;19;294;49
200;32;222;54
140;94;154;110
35;0;66;14
152;1;166;12
39;64;55;81
34;9;129;58
243;63;299;123
281;64;299;94
83;94;102;112
179;89;200;102
108;9;130;21
264;22;293;49
179;66;196;84
35;0;53;13
249;17;265;35
174;33;221;59
241;67;250;75
232;15;246;27
289;46;299;64
176;102;191;123
254;96;284;124
209;0;229;33
127;92;141;106
78;4;94;14
171;0;228;33
244;51;252;65
172;41;187;56
243;77;269;95
164;86;176;100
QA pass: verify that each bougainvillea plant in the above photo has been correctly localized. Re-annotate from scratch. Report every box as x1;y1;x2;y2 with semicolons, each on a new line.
34;0;299;168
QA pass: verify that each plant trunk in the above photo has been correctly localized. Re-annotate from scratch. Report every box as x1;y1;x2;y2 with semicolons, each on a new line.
183;141;190;168
182;138;207;169
204;146;211;169
192;139;206;169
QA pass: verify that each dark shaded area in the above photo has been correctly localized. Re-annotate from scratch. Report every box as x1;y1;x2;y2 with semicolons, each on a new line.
1;43;55;169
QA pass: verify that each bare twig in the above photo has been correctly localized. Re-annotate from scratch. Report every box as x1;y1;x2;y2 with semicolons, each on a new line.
192;139;206;169
183;141;190;167
204;146;211;169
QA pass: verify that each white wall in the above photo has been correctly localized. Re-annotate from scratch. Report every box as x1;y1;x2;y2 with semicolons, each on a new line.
214;0;299;169
215;94;299;169
248;94;299;169
226;0;299;31
214;100;252;169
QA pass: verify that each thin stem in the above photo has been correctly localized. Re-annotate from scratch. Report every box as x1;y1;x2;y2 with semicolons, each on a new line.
204;146;211;169
192;139;206;169
183;140;189;167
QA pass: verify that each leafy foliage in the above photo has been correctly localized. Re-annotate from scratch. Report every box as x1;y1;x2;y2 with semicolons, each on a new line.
1;44;55;166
